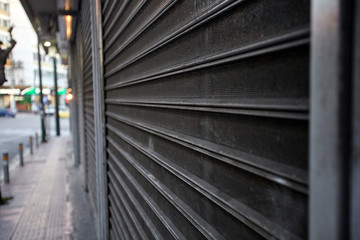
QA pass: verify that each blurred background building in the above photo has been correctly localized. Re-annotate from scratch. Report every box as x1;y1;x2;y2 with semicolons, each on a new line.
0;0;68;111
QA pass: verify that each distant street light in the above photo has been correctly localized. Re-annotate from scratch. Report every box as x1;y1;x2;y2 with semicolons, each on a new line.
44;41;51;47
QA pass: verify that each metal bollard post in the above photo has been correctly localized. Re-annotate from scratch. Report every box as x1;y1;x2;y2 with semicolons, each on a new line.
19;143;24;166
29;136;33;155
35;132;39;149
3;152;9;183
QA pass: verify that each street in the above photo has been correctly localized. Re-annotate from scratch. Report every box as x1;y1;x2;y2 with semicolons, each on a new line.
0;112;70;166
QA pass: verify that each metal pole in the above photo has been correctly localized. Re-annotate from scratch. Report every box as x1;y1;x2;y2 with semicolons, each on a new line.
310;0;353;239
29;136;33;155
53;57;60;136
35;132;39;148
91;0;108;238
19;143;23;166
3;152;9;184
37;36;46;142
0;177;2;202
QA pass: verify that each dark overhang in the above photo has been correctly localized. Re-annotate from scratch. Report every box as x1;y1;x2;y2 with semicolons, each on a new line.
19;0;79;54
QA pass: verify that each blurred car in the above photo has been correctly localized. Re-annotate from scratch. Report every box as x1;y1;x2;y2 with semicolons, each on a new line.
0;108;16;117
59;107;70;118
45;106;56;116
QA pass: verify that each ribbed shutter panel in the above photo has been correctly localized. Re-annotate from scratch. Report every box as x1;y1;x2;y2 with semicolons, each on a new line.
81;0;97;213
74;17;83;167
102;1;309;239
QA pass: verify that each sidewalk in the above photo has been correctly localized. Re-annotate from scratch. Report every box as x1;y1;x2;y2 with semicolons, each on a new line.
0;135;96;240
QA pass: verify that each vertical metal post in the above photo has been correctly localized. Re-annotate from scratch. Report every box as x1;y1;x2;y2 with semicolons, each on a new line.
3;152;9;184
29;136;33;155
0;177;2;202
90;0;108;238
53;57;60;136
350;1;360;239
37;36;46;142
19;143;23;166
35;132;39;148
68;53;80;168
310;0;354;239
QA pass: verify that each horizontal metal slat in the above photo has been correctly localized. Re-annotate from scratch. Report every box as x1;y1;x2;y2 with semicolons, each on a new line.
84;98;94;106
84;125;95;142
108;192;142;239
105;31;308;91
108;160;185;240
85;138;95;157
104;0;235;66
107;145;227;240
109;206;129;240
104;1;309;81
102;0;124;28
83;69;93;81
106;123;304;239
105;35;309;90
83;59;93;74
103;0;131;40
105;100;308;120
84;107;95;117
83;99;95;106
108;171;162;240
84;101;95;109
83;88;94;96
83;79;94;89
106;109;307;186
109;218;122;240
83;46;93;63
103;0;177;55
101;0;111;16
104;0;146;51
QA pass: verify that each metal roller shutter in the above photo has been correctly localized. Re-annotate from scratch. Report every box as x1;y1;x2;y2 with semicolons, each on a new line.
102;0;309;239
81;0;97;213
72;14;87;186
73;22;83;167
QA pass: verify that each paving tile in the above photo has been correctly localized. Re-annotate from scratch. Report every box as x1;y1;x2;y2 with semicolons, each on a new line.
0;136;96;240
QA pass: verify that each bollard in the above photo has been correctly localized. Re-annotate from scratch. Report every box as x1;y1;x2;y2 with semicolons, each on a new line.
3;152;9;183
30;136;33;155
19;143;24;166
35;132;39;149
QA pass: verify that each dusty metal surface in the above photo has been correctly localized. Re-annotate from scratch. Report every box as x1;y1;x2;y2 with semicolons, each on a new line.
80;0;98;215
310;0;353;239
99;0;310;239
352;1;360;238
90;0;109;238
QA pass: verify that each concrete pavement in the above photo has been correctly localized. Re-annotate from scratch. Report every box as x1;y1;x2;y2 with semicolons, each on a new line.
0;135;96;240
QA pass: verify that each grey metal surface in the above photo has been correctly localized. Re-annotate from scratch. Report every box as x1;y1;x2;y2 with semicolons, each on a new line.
90;0;109;239
101;0;310;239
74;14;87;191
310;0;353;239
352;1;360;238
69;53;80;170
53;57;60;136
71;16;83;170
80;0;98;215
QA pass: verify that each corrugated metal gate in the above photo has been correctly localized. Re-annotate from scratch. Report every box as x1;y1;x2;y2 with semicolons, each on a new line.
73;19;83;169
80;0;98;214
100;0;310;239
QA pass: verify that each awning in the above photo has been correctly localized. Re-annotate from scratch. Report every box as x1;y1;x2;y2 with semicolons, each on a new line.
21;87;67;95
